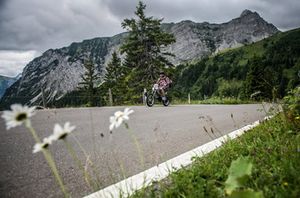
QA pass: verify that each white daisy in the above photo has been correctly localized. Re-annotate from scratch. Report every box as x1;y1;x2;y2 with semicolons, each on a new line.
42;137;53;147
33;143;44;153
1;104;36;130
109;108;134;131
51;122;76;141
32;137;53;154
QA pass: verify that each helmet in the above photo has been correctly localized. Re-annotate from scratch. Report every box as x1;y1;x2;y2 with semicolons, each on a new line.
159;71;165;75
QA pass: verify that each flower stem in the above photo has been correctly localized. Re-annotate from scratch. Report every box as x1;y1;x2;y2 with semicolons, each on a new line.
126;123;144;167
71;135;102;188
42;149;69;198
63;139;97;190
25;120;69;197
25;120;41;143
112;150;127;179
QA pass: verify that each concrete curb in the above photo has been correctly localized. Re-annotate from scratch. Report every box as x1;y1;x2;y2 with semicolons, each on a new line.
84;117;271;198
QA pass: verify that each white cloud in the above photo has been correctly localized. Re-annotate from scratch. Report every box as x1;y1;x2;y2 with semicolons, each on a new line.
0;50;40;77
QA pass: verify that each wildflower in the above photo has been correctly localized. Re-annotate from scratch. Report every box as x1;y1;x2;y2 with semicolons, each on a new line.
51;122;76;141
1;104;36;130
32;137;54;153
109;108;134;131
33;143;44;153
42;137;53;147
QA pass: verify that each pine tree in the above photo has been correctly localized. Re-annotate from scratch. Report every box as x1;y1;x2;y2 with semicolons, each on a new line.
121;1;175;96
103;51;126;104
78;59;100;106
104;51;123;87
244;57;276;100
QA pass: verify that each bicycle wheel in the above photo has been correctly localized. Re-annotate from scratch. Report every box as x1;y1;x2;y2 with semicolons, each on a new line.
146;93;155;107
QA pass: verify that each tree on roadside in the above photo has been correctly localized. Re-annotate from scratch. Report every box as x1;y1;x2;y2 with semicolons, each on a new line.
121;1;176;98
104;51;123;87
102;51;127;104
78;59;100;106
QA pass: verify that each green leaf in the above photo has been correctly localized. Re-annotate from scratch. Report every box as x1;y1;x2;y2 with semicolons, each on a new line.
228;156;253;177
230;190;264;198
225;156;253;195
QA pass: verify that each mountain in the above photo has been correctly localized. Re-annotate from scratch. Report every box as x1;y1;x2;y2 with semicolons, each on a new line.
0;75;19;99
0;10;279;109
0;33;128;109
172;28;300;100
162;9;278;64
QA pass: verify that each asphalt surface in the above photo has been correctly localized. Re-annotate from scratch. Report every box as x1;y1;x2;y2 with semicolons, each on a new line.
0;104;270;197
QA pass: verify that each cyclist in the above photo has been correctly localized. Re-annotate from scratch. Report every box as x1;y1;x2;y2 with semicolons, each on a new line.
156;71;172;101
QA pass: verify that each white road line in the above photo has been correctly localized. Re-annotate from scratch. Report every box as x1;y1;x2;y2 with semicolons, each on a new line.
84;117;270;198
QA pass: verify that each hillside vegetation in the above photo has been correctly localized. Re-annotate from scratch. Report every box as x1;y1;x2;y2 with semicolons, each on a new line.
171;28;300;101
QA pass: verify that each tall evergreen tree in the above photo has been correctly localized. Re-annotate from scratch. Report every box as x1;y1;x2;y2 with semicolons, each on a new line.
103;51;126;104
78;59;100;106
104;51;123;87
121;1;176;96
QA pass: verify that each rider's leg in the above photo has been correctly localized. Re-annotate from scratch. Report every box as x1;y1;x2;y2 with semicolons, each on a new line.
160;89;165;97
160;89;167;100
158;87;164;96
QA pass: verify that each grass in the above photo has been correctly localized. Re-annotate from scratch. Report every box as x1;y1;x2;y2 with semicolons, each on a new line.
131;113;300;197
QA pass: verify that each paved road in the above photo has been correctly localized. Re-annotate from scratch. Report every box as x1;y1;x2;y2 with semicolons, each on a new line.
0;104;269;197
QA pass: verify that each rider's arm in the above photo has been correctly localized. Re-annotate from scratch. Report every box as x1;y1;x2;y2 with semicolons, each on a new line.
166;77;172;85
156;78;160;84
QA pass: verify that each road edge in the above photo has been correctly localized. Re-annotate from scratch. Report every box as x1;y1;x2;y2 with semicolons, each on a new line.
84;116;272;198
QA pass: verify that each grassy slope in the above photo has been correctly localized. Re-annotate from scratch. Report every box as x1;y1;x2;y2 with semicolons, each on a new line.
172;28;300;100
132;114;300;197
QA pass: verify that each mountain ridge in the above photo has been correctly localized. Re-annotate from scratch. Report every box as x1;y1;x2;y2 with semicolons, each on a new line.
0;9;279;108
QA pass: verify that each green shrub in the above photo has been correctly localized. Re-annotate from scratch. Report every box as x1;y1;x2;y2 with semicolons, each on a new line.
215;78;244;98
283;86;300;128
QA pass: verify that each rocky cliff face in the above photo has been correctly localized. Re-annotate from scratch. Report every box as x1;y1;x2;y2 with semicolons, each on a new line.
163;9;278;64
0;34;126;107
0;10;279;108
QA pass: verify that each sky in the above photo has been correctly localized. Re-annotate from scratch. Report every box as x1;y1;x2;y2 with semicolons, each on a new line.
0;0;300;77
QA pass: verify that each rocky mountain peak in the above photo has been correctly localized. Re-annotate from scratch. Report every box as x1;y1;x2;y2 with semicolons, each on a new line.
238;9;265;24
240;9;259;18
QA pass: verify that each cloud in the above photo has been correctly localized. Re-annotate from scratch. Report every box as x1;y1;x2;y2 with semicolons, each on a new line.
0;0;299;76
0;0;123;52
0;50;40;77
258;0;300;30
1;0;299;53
104;0;300;29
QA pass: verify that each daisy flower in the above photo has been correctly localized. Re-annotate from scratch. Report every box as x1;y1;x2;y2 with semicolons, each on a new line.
42;136;53;147
33;143;44;153
1;104;36;130
51;122;76;141
109;108;134;131
32;137;54;153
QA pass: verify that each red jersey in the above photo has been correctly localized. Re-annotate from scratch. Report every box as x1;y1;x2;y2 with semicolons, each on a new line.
157;76;172;89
